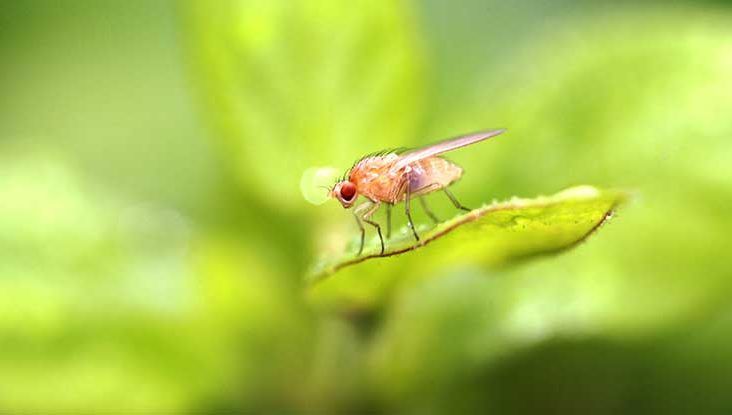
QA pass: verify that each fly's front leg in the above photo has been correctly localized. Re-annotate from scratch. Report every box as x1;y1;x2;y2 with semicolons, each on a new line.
352;210;366;256
355;201;385;255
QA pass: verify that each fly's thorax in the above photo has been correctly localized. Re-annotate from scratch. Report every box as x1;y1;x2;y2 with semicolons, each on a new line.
348;154;400;202
349;153;400;180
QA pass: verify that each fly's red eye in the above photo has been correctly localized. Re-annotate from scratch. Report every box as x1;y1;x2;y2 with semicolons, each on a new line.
340;182;356;201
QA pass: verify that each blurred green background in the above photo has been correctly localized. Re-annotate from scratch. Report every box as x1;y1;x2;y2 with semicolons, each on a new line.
2;0;732;413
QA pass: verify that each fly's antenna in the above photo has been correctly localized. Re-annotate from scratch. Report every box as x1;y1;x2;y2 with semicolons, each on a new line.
318;185;332;195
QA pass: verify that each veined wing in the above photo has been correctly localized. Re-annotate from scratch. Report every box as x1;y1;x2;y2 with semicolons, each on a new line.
390;129;506;173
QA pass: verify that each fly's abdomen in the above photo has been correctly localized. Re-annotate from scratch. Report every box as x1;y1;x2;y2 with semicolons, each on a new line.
408;157;463;196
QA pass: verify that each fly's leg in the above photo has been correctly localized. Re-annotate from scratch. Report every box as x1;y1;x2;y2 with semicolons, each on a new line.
363;218;384;255
353;212;366;256
355;201;384;255
404;175;420;242
385;204;392;240
444;188;472;212
419;196;440;224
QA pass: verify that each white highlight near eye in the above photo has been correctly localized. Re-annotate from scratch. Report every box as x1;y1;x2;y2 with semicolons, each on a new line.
300;166;340;205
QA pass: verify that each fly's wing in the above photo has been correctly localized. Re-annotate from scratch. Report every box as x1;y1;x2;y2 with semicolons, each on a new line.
390;129;506;173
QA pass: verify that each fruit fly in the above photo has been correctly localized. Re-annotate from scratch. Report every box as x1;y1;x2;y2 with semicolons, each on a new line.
329;129;506;255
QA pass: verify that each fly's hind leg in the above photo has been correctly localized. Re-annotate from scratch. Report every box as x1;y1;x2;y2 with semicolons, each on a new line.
419;196;440;224
444;188;472;212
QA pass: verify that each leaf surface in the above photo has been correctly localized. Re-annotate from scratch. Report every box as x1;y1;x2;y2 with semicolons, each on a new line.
307;186;628;310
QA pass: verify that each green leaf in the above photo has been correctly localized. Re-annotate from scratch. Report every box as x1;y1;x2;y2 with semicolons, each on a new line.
0;149;310;413
306;186;627;310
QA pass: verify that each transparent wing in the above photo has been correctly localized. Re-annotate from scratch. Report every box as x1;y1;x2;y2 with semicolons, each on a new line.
390;129;506;173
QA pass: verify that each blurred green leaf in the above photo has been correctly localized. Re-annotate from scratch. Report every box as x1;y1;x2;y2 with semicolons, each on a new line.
308;186;626;310
185;0;425;210
0;150;197;412
0;149;310;413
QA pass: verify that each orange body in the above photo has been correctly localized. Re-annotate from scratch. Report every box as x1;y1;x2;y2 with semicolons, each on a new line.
328;129;505;255
348;153;463;204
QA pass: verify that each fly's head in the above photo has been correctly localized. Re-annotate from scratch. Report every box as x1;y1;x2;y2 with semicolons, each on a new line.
331;180;358;208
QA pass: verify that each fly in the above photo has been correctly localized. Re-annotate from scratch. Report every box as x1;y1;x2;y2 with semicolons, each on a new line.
330;129;506;255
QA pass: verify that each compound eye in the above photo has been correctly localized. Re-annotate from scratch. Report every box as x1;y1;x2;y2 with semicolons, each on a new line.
339;182;357;201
